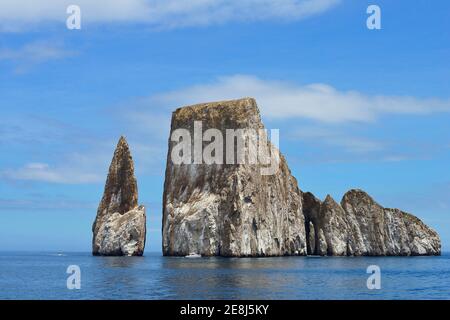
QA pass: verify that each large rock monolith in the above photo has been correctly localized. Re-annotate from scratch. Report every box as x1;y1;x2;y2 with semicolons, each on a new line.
162;98;307;257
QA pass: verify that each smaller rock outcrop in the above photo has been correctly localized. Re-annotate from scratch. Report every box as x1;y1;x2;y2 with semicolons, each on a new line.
303;192;354;256
92;136;146;256
302;189;441;256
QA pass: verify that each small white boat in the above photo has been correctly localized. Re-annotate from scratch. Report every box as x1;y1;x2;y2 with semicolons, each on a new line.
185;253;202;258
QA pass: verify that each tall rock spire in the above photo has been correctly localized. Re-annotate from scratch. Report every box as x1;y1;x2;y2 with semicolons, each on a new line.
96;136;138;220
92;136;146;256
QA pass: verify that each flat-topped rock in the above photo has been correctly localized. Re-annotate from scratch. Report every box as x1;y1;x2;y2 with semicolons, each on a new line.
162;98;307;256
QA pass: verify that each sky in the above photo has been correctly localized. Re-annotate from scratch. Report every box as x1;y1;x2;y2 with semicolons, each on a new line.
0;0;449;252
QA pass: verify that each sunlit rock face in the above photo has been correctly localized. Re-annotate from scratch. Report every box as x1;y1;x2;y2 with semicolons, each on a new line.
303;192;353;256
161;97;440;257
92;136;146;256
162;98;307;257
303;189;441;256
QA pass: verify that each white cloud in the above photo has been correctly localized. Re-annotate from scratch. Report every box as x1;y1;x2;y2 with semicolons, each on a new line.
0;0;340;31
0;0;149;30
0;41;75;72
0;135;166;184
150;75;450;123
0;197;96;211
1;162;103;184
291;127;383;153
147;0;340;29
3;73;449;184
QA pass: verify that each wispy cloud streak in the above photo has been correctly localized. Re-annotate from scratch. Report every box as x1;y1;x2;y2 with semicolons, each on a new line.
0;0;340;31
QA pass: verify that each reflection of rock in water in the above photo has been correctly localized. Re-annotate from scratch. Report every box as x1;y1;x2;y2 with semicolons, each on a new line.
93;256;147;294
159;257;308;299
99;256;143;268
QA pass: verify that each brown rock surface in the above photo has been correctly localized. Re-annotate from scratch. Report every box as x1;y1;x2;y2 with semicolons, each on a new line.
92;136;146;256
161;97;440;257
162;98;306;256
303;189;441;256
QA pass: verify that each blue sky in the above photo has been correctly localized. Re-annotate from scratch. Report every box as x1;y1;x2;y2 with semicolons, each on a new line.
0;0;449;252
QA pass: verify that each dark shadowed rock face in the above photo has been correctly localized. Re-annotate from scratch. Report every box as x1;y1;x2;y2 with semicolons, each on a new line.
303;192;354;256
162;98;306;257
302;192;321;255
92;137;146;256
303;189;441;256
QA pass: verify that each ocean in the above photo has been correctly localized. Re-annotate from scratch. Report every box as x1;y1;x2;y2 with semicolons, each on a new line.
0;252;449;300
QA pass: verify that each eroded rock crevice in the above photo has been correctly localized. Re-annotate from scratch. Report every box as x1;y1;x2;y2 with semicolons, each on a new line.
302;189;441;256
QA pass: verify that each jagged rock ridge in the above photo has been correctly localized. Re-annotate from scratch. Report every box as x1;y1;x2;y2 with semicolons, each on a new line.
303;189;441;256
92;136;146;256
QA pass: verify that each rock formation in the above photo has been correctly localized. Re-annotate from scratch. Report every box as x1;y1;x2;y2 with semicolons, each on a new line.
92;136;146;256
162;97;440;257
162;98;306;256
303;192;353;256
303;189;441;256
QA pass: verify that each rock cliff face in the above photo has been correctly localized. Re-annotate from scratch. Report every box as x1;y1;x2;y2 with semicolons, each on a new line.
92;136;146;256
303;192;353;256
162;97;440;257
303;189;441;256
162;98;306;256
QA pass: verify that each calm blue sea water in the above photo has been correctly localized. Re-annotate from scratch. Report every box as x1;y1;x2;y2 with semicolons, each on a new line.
0;252;449;300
